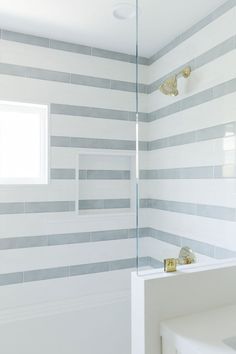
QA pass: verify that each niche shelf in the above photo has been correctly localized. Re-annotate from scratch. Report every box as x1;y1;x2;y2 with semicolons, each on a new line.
76;151;135;216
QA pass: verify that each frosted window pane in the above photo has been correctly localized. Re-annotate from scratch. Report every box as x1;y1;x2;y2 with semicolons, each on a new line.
0;101;48;184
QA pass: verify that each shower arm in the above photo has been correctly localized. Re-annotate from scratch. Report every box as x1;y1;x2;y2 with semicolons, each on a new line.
176;66;191;79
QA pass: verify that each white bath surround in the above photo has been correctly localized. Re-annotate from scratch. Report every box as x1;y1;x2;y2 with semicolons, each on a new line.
132;260;236;354
161;304;236;354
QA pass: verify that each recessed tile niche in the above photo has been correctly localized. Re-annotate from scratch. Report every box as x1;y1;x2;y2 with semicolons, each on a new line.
77;152;135;215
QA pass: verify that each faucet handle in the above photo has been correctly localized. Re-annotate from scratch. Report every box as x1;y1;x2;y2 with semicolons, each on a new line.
164;258;177;272
178;246;197;265
164;247;197;273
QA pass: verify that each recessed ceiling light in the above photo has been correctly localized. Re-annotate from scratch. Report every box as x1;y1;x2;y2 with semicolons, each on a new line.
113;3;137;20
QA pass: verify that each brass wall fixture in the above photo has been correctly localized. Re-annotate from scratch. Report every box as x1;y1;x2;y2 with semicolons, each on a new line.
164;258;178;273
164;246;197;272
178;246;197;265
159;66;191;97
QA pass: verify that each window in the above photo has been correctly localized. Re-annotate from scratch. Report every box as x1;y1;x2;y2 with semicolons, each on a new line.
0;101;48;184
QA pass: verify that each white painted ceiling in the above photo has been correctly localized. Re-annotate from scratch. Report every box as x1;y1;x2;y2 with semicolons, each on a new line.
0;0;227;57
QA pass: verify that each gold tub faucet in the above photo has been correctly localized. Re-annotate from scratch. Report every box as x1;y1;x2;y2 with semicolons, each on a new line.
164;247;197;272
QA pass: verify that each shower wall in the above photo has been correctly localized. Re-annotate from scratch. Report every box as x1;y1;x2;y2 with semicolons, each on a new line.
0;30;148;354
140;0;236;265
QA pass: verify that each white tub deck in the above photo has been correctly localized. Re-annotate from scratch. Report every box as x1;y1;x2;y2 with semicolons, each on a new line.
161;304;236;354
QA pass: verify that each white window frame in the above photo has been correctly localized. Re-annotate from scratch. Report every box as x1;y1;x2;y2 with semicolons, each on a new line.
0;100;49;185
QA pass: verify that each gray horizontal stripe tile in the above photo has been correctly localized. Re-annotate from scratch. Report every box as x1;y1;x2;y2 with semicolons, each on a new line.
0;257;143;286
51;168;131;181
0;63;28;77
140;165;236;179
0;272;23;286
110;80;147;93
70;257;148;276
138;256;149;268
0;201;75;215
74;71;145;92
51;168;76;179
141;199;236;222
137;256;163;269
28;66;70;82
105;198;130;209
214;247;236;259
148;121;236;151
71;137;135;150
0;63;70;82
50;39;91;55
91;229;129;242
128;228;137;238
2;30;50;47
149;79;236;122
51;136;146;150
196;122;235;142
1;29;149;65
0;229;134;250
139;227;151;238
0;257;149;285
149;0;236;64
71;73;110;89
149;36;236;93
0;235;48;250
149;258;163;269
109;258;136;271
51;103;128;120
48;232;90;246
143;199;197;215
0;62;147;92
196;203;235;221
79;199;130;210
91;47;148;65
0;202;25;215
50;103;148;122
149;228;182;247
79;170;130;180
24;266;69;282
25;201;75;213
70;262;109;276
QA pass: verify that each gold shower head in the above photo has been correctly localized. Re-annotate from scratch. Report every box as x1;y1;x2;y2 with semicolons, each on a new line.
159;66;191;96
159;75;178;96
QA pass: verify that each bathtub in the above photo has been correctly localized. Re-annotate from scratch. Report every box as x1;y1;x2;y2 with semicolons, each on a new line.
132;259;236;354
161;304;236;354
0;269;131;354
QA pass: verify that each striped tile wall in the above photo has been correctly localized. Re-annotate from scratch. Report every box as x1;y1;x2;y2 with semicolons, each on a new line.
0;20;143;287
139;0;236;269
0;0;235;288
